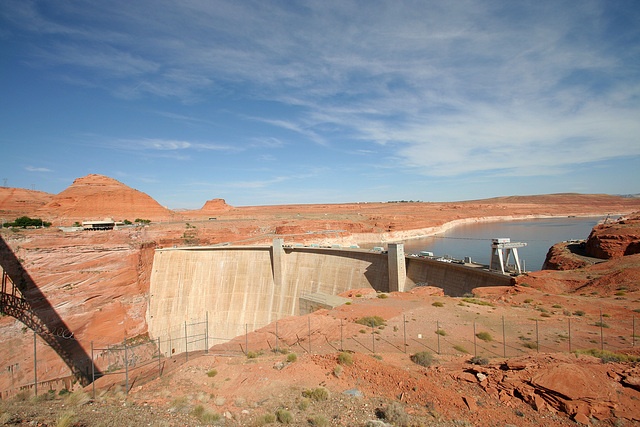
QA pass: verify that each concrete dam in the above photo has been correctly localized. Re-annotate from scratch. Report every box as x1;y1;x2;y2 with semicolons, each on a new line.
147;239;512;347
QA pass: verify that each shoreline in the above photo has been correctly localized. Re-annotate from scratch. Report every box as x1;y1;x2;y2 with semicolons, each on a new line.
323;212;626;247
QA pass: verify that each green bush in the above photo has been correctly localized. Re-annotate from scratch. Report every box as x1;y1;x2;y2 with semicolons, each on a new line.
453;344;469;354
377;293;388;299
432;301;444;307
255;413;276;424
276;409;293;424
247;351;258;359
469;356;489;365
287;352;297;363
410;351;433;367
475;332;493;342
462;297;495;307
338;352;353;366
355;316;386;327
573;310;586;316
574;348;639;363
308;415;330;426
523;342;538;350
207;369;218;377
435;329;446;336
304;387;329;401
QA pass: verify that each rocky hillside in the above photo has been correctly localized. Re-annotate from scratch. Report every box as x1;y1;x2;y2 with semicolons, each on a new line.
35;174;176;224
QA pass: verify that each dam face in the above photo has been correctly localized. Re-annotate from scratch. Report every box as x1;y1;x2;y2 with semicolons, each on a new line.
148;243;512;348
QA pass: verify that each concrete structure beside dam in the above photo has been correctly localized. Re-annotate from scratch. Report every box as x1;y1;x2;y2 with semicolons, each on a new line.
148;239;513;352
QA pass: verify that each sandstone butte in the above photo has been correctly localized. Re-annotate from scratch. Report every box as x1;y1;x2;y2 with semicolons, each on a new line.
0;173;640;425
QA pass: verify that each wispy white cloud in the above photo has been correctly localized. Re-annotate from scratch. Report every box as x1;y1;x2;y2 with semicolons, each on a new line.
4;0;639;194
25;166;53;173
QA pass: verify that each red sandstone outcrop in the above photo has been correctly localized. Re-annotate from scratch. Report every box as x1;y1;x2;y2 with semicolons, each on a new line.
541;242;589;270
35;174;175;224
0;187;54;218
585;214;640;259
200;198;233;212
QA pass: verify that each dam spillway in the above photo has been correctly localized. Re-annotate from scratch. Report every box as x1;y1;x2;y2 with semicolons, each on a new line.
147;241;513;348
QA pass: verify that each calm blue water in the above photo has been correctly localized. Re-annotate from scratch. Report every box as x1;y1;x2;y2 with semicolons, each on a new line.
396;217;605;271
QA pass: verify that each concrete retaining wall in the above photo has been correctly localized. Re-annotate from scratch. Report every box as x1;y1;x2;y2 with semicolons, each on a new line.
405;257;513;296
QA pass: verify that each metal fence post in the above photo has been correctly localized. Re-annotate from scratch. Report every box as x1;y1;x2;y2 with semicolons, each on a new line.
33;331;37;397
371;320;375;353
276;319;279;352
169;334;172;359
473;322;477;357
158;337;162;378
308;317;312;353
91;341;95;399
436;320;440;355
340;318;343;352
403;314;407;354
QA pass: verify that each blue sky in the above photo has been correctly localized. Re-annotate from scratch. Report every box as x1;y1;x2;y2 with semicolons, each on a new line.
1;1;639;208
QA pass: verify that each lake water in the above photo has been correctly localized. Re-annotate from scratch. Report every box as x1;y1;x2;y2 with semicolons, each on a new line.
395;216;606;271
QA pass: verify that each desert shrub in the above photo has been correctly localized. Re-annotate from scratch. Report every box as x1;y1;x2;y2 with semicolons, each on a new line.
540;312;551;318
372;354;382;360
338;352;353;366
355;316;386;327
355;293;362;297
476;332;493;342
393;326;399;332
0;413;11;425
453;344;469;354
462;298;495;307
552;304;562;308
574;348;639;363
276;409;293;424
333;365;343;377
602;313;611;318
410;351;433;367
65;391;89;407
615;291;626;296
56;411;76;427
287;353;297;363
247;351;258;359
523;342;538;350
298;398;310;410
377;293;388;299
634;308;640;313
376;401;410;427
200;411;221;423
304;387;329;401
192;404;206;418
13;390;31;401
345;302;352;305
432;301;444;307
469;356;489;365
207;369;218;377
255;413;276;425
170;396;189;412
573;310;586;316
524;298;533;304
594;321;610;328
435;329;446;336
308;414;330;426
